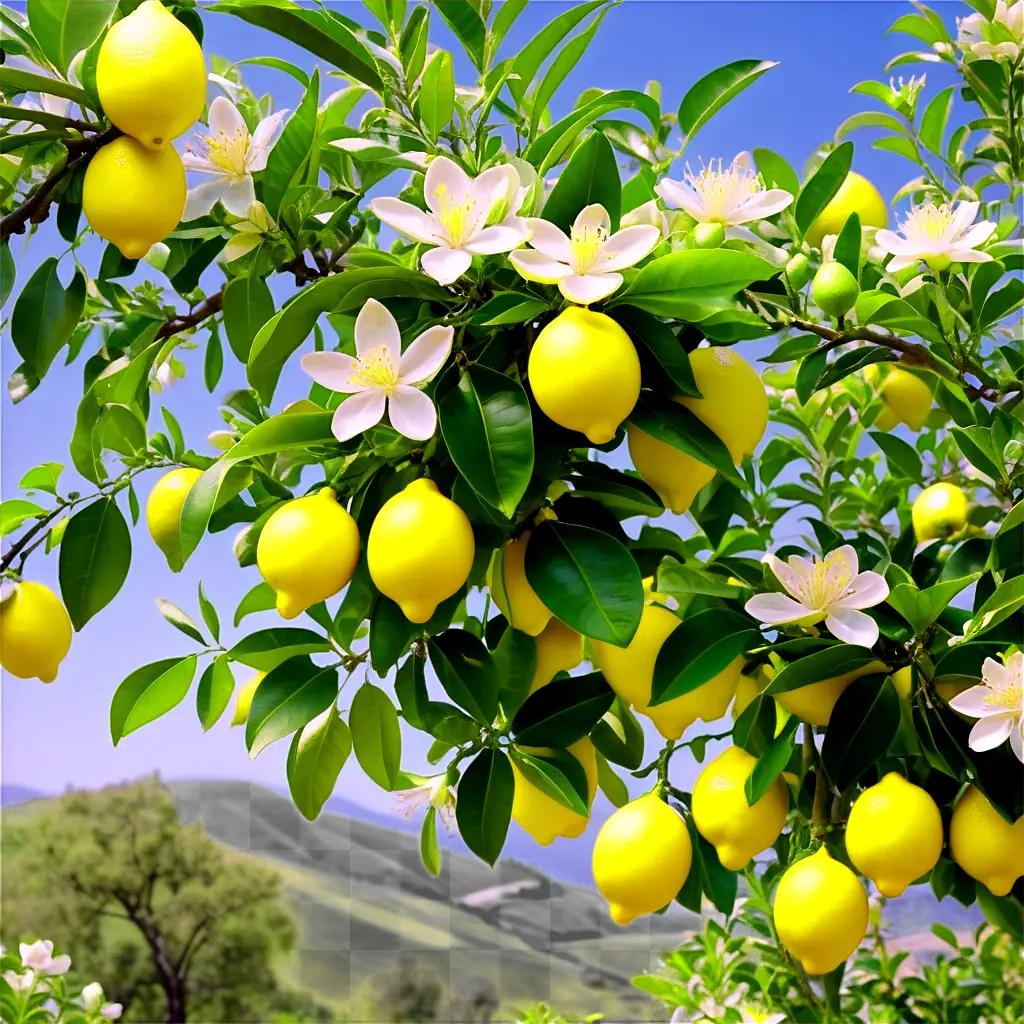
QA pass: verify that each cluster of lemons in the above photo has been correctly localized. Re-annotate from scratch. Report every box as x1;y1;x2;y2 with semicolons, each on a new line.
83;1;206;258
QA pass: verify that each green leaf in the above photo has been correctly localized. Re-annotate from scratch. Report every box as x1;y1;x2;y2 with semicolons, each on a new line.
471;292;549;327
952;425;1007;482
833;212;861;276
745;717;799;805
651;608;759;704
795;142;854;238
203;325;224;392
234;581;277;626
228;627;332;671
509;747;589;815
19;462;63;496
434;0;486;69
525;520;643;646
541;130;620;232
0;499;45;536
110;655;198;744
349;683;403;790
919;85;955;153
821;675;900;790
590;697;645;769
0;66;94;108
369;596;416;674
222;275;275;363
492;626;537;716
58;497;131;630
455;747;513;865
286;707;351;820
11;258;86;378
595;752;629;808
246;657;339;757
438;365;534;519
964;576;1024;640
419;806;442;876
870;431;924;484
677;59;778;146
511;671;614;747
888;574;981;635
155;598;206;644
1;243;15;307
197;581;220;642
28;0;117;74
262;67;319;216
196;654;234;731
429;629;499;724
764;644;880;695
613;307;699;397
753;148;800;196
418;50;454;141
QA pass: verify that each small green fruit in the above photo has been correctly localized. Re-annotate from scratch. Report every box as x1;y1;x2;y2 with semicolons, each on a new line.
812;261;859;319
692;222;726;249
785;252;811;289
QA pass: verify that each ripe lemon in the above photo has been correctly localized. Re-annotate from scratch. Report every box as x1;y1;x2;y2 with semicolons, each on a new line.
231;671;265;726
866;365;933;431
96;0;206;149
83;136;186;259
692;746;788;870
256;488;360;620
146;467;202;570
845;772;942;897
530;617;584;691
733;664;770;719
812;261;859;318
774;660;886;727
628;347;767;514
774;847;869;975
593;601;740;740
912;483;968;544
490;533;551;637
367;478;475;623
949;786;1024;896
806;171;887;249
512;739;597;846
592;792;692;925
0;581;73;683
528;307;641;444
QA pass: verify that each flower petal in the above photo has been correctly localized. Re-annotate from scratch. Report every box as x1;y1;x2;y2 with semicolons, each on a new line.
744;592;811;624
655;177;705;219
399;325;454;384
424;155;472;214
949;248;993;264
875;229;915;255
181;147;218;174
573;203;612;237
621;200;666;231
1010;724;1023;764
387;385;437;440
595;225;660;272
219;175;256;217
421;245;472;286
948;685;1000;718
508;249;572;285
369;197;441;245
968;714;1013;752
331;391;386;441
473;163;521;217
729;188;793;224
824;608;879;648
835;570;889;609
463;221;530;254
208;96;246;137
220;232;262;263
558;271;622;305
247;108;289;171
182;180;226;221
47;955;71;976
948;200;980;235
300;351;362;393
354;298;401;364
523;218;573;263
886;254;917;272
830;544;861;576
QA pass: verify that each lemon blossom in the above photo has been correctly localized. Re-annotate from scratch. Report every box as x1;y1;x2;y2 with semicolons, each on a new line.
395;774;457;828
300;298;453;442
957;1;1024;59
182;97;288;221
369;156;529;286
3;969;35;992
20;939;70;975
621;199;669;233
509;203;660;304
874;200;996;272
221;200;276;262
949;652;1024;763
745;545;889;648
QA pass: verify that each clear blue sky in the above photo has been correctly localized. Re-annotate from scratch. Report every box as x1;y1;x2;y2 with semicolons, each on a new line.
2;1;957;817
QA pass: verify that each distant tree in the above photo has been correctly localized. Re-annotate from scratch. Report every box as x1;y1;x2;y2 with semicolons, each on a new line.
2;777;295;1023
365;955;443;1022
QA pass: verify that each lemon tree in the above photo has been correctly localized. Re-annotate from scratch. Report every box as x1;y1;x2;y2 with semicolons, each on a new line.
1;1;1023;1017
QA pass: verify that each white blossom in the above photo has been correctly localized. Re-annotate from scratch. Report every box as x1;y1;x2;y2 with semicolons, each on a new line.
875;200;995;272
221;201;276;263
3;969;35;992
395;774;456;828
949;651;1023;763
81;982;105;1010
101;1003;124;1020
957;1;1024;60
20;940;70;975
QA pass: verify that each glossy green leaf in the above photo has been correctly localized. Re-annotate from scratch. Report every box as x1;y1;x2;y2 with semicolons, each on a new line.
11;258;86;378
434;0;485;69
595;751;629;808
765;644;880;695
418;50;454;141
419;806;442;876
509;747;589;815
821;674;900;790
590;697;645;769
110;655;198;743
744;717;799;805
369;596;417;674
28;0;117;74
492;626;537;717
888;573;982;635
228;627;332;671
429;629;499;724
0;66;94;108
614;307;699;397
246;657;339;757
155;598;206;644
471;292;549;327
222;275;276;363
870;431;924;484
233;581;277;626
349;683;403;790
287;707;351;820
262;68;319;215
196;654;235;731
677;58;778;146
511;671;614;746
541;130;620;232
795;142;854;238
455;747;513;865
964;576;1024;640
0;499;45;536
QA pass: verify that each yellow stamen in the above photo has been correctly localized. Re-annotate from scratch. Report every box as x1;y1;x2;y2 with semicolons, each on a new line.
202;125;250;177
433;182;476;247
570;222;608;273
351;345;400;395
984;682;1022;711
794;554;854;610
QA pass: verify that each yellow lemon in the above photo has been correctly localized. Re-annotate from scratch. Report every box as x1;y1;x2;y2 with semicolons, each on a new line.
628;347;767;514
691;746;789;870
256;488;360;620
511;739;597;846
83;136;186;258
892;666;913;700
912;483;968;544
845;772;943;897
774;661;886;727
528;307;640;444
733;664;770;719
867;365;933;431
367;478;475;623
0;581;73;683
593;602;741;740
530;617;584;692
773;847;869;975
146;467;202;570
490;533;551;637
806;171;887;249
231;671;265;726
949;786;1024;896
97;0;206;148
592;792;692;925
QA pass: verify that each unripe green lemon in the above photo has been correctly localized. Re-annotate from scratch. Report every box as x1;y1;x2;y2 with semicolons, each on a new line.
0;581;73;683
949;786;1024;896
845;773;943;897
785;252;811;289
806;171;887;249
692;746;789;870
512;738;597;846
530;617;584;692
256;488;360;620
812;261;859;318
528;307;641;444
231;671;265;726
146;467;202;570
773;847;869;975
912;483;968;543
592;792;692;925
489;533;551;637
692;222;726;249
367;478;475;623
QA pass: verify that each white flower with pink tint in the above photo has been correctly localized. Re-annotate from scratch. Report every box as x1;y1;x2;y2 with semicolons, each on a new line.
949;651;1023;763
20;939;70;975
875;201;995;272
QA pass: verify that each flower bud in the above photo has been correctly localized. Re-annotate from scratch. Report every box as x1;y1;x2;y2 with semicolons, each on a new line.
692;221;726;249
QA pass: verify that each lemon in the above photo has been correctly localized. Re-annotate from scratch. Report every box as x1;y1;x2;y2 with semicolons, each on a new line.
773;847;869;975
692;746;789;870
867;365;933;431
949;786;1024;896
490;534;551;637
845;773;943;897
733;664;770;719
146;467;202;570
231;671;265;726
593;601;741;740
912;483;968;544
592;792;692;925
892;666;913;700
512;739;597;846
83;136;186;259
785;252;811;289
628;347;767;514
812;261;859;318
774;661;886;727
0;581;73;683
256;488;360;620
806;171;887;249
530;617;584;691
367;478;475;623
528;307;641;444
97;0;206;149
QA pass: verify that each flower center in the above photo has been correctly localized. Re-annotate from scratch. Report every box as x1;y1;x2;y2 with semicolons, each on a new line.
688;159;761;221
984;680;1023;711
203;125;251;177
351;345;400;395
794;555;854;611
570;222;608;273
905;202;955;241
432;182;476;247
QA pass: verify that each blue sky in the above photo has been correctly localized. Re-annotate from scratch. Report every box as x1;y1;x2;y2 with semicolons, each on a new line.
2;1;956;819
